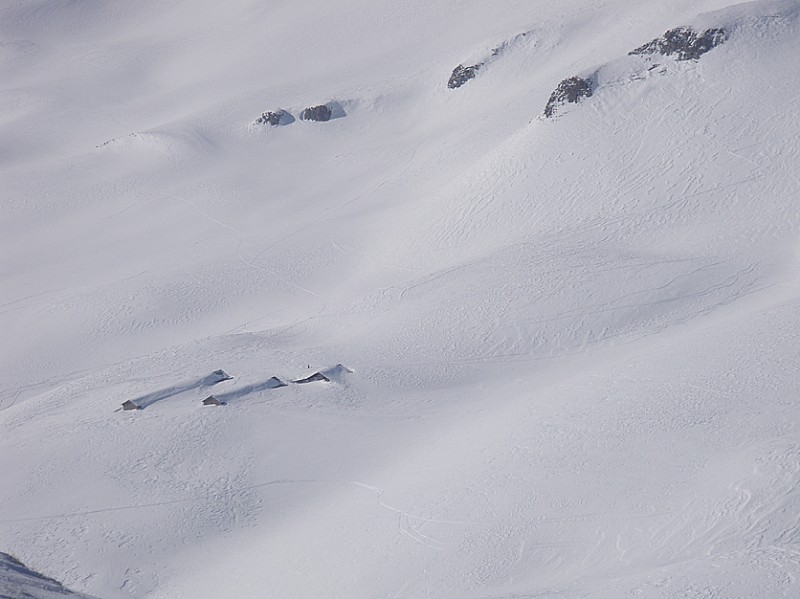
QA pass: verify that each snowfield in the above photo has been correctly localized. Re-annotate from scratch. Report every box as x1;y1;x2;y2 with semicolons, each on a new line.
2;0;800;597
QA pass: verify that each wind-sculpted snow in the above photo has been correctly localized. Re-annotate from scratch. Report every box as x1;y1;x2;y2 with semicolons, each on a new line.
2;0;800;598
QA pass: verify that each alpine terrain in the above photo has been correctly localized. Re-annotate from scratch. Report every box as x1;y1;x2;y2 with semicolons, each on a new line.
1;0;800;597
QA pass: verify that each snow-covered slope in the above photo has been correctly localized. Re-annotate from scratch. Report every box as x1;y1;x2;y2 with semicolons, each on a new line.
2;1;800;597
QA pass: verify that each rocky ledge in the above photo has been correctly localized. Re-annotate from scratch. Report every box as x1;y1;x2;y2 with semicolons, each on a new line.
448;63;483;89
630;26;728;61
543;75;595;118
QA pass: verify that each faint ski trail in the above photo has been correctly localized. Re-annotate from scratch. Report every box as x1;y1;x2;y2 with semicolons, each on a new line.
0;477;473;552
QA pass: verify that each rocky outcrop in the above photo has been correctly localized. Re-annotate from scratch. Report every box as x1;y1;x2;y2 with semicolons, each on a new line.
253;104;338;126
0;552;98;599
630;27;728;61
255;109;293;126
300;105;332;122
448;30;533;90
542;25;727;119
543;75;595;118
448;63;482;89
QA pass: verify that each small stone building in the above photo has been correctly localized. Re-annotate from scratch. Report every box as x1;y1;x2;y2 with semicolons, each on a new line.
292;372;331;384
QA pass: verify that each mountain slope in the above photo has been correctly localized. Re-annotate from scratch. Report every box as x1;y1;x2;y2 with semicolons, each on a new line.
1;1;799;598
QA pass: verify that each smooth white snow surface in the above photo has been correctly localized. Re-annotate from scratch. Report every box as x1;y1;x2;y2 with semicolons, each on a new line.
2;0;800;597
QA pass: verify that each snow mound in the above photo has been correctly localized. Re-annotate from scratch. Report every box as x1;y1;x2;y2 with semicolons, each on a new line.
96;128;212;158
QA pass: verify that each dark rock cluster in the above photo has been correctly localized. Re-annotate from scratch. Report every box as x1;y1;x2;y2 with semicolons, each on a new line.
255;109;293;126
447;30;533;89
448;63;483;89
630;27;728;61
543;75;594;118
300;104;332;122
255;104;336;126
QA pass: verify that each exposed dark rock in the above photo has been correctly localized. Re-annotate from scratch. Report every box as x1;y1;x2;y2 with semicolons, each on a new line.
255;109;293;126
544;75;595;118
0;552;98;598
448;30;534;89
121;400;140;411
300;105;332;122
448;63;482;89
630;27;728;61
202;395;226;406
